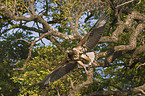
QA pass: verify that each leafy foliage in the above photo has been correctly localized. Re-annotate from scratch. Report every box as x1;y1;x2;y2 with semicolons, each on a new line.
0;31;32;95
0;0;145;95
11;46;86;95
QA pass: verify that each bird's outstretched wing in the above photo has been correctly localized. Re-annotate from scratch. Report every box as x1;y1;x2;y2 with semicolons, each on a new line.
28;60;77;88
79;15;108;51
73;15;108;73
36;61;77;87
28;50;77;88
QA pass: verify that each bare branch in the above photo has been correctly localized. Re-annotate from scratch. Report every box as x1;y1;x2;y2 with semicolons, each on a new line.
12;0;16;14
129;44;145;65
51;30;75;40
55;87;60;96
47;36;64;51
114;23;145;52
115;0;134;8
138;89;145;94
100;11;145;51
0;2;76;41
16;39;31;44
70;79;75;89
23;1;32;16
137;0;141;4
99;23;125;43
136;63;145;69
29;0;36;15
18;25;43;33
74;4;86;39
13;32;52;70
68;16;74;31
133;84;145;94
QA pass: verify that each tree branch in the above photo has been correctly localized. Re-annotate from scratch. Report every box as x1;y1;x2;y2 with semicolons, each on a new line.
136;63;145;69
68;68;93;96
29;0;36;15
129;44;145;66
115;0;135;8
99;11;145;44
47;35;65;51
99;23;125;43
114;23;145;52
16;39;31;44
17;25;44;33
13;31;52;70
0;2;76;41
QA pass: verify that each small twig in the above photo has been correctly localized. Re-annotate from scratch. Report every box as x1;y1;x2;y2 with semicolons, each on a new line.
23;1;32;16
67;75;75;89
138;89;145;94
16;39;31;44
70;79;75;89
137;0;141;4
6;0;7;7
13;0;16;14
29;0;36;15
115;0;134;8
108;0;115;10
136;63;145;69
55;87;60;96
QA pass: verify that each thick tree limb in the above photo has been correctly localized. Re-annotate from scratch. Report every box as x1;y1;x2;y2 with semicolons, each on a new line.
0;3;76;41
99;23;125;43
129;44;145;66
114;23;145;51
97;11;145;67
99;11;145;44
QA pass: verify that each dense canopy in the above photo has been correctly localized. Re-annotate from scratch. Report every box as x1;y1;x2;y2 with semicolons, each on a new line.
0;0;145;95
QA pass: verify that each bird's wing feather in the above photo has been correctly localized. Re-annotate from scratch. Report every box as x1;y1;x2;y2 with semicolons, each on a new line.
31;61;77;87
79;15;108;51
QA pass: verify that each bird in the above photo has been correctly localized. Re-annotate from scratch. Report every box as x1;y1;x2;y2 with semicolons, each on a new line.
29;15;108;88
